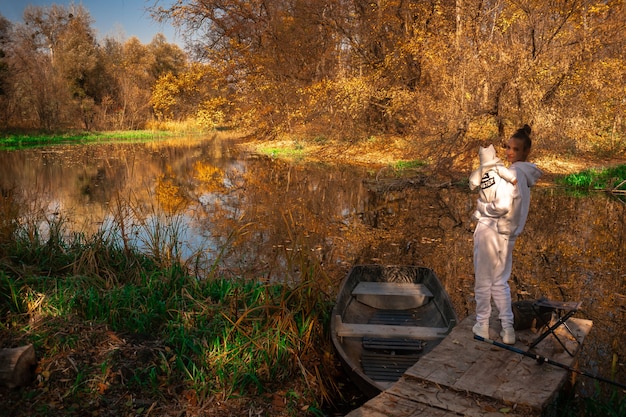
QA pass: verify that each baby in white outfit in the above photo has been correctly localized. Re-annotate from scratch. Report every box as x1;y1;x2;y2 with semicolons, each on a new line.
469;144;517;220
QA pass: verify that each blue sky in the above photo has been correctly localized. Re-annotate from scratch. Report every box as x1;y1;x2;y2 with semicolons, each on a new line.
0;0;182;46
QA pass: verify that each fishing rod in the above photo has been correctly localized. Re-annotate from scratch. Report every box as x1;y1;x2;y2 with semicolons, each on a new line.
474;335;626;390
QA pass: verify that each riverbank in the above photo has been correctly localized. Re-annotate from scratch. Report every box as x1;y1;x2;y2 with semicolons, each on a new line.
0;212;337;416
237;134;626;186
2;129;623;180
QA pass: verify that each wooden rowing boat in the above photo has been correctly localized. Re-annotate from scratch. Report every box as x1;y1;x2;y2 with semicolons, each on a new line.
330;264;458;398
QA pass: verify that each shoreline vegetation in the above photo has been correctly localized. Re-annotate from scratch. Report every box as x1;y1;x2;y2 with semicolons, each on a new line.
0;130;176;150
2;129;625;189
0;182;339;416
1;130;625;416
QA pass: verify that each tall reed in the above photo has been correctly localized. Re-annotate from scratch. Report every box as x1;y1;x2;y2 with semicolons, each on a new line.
0;191;338;415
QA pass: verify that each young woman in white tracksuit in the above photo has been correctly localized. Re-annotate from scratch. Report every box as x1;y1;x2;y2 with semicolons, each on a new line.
471;125;542;345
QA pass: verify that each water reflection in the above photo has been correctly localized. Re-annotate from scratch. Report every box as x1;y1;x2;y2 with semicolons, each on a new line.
0;136;624;394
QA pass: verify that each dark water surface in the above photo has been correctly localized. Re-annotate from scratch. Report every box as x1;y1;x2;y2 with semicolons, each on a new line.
1;136;624;399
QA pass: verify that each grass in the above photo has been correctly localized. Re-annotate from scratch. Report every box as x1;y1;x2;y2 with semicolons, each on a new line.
391;159;426;173
557;164;626;192
0;130;175;149
259;141;307;160
1;254;336;415
582;384;626;417
0;192;339;416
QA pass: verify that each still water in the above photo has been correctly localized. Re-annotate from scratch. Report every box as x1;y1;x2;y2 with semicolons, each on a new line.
1;136;624;395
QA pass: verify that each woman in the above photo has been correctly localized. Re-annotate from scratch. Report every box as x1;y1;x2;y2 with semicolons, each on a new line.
471;125;542;344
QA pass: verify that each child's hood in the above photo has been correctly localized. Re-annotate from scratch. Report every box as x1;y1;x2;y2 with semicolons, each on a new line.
513;161;542;186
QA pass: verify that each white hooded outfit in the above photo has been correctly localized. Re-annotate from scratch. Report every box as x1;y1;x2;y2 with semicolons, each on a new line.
469;145;517;205
472;149;542;330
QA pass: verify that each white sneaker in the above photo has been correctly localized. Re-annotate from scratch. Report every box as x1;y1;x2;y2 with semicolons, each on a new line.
501;327;516;345
472;323;489;339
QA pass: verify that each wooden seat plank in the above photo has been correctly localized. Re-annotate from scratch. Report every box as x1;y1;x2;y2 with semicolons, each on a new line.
352;282;434;309
334;315;448;339
352;282;433;297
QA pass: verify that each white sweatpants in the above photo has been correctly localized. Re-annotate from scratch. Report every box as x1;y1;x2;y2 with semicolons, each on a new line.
473;219;515;328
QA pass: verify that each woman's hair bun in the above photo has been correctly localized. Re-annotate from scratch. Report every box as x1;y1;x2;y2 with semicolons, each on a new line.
511;124;533;149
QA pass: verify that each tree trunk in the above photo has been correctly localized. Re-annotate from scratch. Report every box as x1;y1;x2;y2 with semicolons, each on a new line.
0;344;37;388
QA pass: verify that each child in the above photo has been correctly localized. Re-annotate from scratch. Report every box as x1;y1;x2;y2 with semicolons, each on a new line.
469;144;517;221
469;144;518;344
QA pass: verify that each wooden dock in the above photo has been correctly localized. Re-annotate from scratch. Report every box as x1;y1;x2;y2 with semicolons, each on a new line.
345;313;593;417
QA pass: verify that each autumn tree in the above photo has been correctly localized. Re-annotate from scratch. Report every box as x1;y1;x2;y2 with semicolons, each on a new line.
456;0;626;153
0;0;623;154
95;34;187;130
9;5;67;129
153;0;344;134
151;62;230;126
6;4;102;130
153;0;625;155
0;15;11;128
0;4;187;131
52;7;99;129
148;33;187;79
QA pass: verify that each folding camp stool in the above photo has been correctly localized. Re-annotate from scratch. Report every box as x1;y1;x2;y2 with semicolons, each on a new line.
528;299;582;357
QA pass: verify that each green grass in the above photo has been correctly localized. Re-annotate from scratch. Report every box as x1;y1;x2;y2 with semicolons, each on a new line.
66;270;322;392
259;145;306;160
582;384;626;417
0;130;174;149
0;195;336;415
3;258;332;398
369;159;427;179
557;164;626;191
392;159;426;172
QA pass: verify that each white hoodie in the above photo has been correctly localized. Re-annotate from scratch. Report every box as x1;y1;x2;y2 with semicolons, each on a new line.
498;161;542;237
475;161;542;237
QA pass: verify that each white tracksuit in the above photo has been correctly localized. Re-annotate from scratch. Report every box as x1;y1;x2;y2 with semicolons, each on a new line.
473;161;542;328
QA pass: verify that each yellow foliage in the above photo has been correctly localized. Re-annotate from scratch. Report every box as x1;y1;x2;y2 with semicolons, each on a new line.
196;97;230;130
194;162;226;194
151;73;180;120
155;175;188;214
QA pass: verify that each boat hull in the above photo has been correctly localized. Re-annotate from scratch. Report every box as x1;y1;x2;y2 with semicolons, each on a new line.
330;265;458;398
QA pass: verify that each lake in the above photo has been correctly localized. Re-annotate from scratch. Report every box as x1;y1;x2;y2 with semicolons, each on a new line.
1;135;624;398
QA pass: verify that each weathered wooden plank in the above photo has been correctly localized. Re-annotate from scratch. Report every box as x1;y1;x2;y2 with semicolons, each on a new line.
451;317;590;410
334;315;448;339
352;282;433;298
451;348;517;397
403;323;485;385
492;361;566;408
348;386;532;417
352;282;433;309
388;378;537;417
344;407;391;417
350;391;450;417
345;312;593;417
